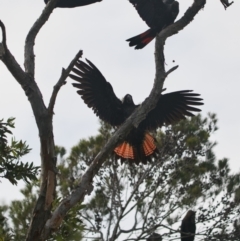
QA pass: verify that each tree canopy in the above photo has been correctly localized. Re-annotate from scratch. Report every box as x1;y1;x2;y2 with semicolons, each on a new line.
1;114;240;240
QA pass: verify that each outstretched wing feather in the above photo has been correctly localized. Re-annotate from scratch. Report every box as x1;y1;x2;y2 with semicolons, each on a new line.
141;90;203;130
70;59;125;126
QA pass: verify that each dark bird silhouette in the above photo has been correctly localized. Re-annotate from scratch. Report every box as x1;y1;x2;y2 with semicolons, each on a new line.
44;0;102;8
220;0;234;9
69;59;203;164
181;210;196;241
146;232;162;241
233;219;240;237
126;0;179;49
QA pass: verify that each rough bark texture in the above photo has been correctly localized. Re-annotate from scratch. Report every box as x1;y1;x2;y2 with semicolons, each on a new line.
0;0;206;240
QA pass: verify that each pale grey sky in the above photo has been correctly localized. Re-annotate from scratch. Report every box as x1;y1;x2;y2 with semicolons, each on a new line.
0;0;240;203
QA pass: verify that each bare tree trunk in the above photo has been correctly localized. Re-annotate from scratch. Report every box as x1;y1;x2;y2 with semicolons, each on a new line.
0;1;80;239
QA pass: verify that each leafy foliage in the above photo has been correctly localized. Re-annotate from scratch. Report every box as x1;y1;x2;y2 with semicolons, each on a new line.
0;118;39;185
0;205;14;241
0;180;84;241
55;114;240;240
1;114;240;240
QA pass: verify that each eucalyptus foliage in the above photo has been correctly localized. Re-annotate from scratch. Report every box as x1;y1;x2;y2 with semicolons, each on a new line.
0;118;38;185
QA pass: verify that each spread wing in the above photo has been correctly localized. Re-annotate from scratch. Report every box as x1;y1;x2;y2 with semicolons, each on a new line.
69;59;125;126
129;0;169;29
141;90;203;130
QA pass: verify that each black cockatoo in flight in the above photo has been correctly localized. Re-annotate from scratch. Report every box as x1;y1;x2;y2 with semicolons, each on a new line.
127;0;179;49
181;210;196;241
69;59;203;164
220;0;234;9
44;0;102;8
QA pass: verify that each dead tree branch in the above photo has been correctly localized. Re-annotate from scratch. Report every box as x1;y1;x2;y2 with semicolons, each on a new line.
48;50;83;114
0;21;32;87
24;0;59;76
1;1;76;240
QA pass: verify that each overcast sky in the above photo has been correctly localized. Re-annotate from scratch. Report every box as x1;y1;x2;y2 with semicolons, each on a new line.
0;0;240;204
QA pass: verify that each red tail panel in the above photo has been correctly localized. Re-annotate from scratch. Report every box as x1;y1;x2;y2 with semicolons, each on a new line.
142;133;157;156
114;142;134;159
139;31;155;45
126;29;157;49
114;133;157;163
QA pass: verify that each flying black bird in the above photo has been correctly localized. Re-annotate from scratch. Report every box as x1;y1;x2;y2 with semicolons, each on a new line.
69;59;203;164
126;0;179;49
44;0;102;8
220;0;234;9
181;210;196;241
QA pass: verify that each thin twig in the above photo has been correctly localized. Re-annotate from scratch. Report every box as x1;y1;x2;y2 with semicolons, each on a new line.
48;50;83;114
166;65;179;77
0;20;7;49
109;168;150;240
84;228;104;240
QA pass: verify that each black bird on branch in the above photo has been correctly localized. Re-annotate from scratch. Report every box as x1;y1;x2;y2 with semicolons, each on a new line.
69;59;203;164
44;0;102;8
126;0;179;49
181;210;196;241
